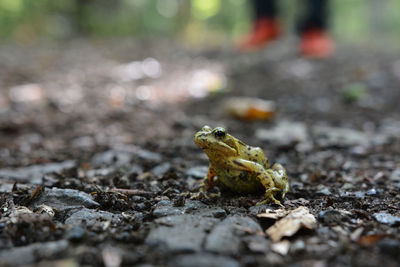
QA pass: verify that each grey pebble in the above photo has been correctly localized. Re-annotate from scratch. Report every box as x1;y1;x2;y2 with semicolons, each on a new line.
152;162;171;178
65;226;85;241
318;210;344;225
146;214;219;252
186;166;208;179
378;238;400;258
0;161;75;184
205;215;262;255
373;212;400;226
32;187;100;210
0;240;68;266
169;253;240;267
65;207;121;227
366;188;377;196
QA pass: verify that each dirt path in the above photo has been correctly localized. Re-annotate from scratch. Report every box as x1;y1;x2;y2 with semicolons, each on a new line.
0;39;399;266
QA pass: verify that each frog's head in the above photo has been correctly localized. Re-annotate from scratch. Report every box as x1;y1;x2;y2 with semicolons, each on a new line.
194;126;239;158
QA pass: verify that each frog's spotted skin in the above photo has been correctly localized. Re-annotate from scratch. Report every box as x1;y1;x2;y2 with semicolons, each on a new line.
193;125;289;205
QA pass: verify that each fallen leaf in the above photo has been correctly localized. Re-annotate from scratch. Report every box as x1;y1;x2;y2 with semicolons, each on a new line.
263;206;317;242
258;208;289;220
223;97;275;120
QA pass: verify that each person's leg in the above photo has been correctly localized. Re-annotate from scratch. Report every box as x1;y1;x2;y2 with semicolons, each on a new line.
253;0;277;20
238;0;281;52
298;0;328;33
298;0;334;58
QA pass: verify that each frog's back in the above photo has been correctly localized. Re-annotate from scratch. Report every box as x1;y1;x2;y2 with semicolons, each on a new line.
237;141;269;169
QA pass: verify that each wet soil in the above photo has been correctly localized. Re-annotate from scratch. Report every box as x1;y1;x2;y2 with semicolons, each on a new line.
0;39;399;266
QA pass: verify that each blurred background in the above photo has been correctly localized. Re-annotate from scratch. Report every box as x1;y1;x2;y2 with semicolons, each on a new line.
1;0;400;47
1;0;400;164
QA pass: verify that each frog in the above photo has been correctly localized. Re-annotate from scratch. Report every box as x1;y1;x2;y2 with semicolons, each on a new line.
193;125;289;205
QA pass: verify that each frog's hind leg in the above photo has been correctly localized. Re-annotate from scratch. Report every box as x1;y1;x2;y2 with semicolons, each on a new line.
256;170;283;206
270;163;289;199
257;187;282;205
230;159;282;205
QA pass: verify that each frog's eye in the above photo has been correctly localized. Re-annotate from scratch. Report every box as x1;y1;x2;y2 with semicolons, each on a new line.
214;129;226;138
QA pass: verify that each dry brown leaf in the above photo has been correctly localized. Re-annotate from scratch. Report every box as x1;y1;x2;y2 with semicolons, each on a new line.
257;208;289;220
265;206;317;242
223;97;276;120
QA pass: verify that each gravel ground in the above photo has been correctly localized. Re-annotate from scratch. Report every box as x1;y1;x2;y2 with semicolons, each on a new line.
0;39;399;266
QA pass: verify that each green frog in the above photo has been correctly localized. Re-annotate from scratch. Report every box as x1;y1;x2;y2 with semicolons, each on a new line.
193;125;289;205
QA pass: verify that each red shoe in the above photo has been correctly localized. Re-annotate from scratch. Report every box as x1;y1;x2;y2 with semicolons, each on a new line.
238;18;281;52
300;28;334;58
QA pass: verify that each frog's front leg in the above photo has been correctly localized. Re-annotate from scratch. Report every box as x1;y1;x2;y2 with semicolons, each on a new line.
202;166;216;191
191;165;220;199
231;159;284;205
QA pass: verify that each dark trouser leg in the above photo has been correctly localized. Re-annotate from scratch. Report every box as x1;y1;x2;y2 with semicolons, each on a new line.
238;0;280;51
298;0;329;33
252;0;277;19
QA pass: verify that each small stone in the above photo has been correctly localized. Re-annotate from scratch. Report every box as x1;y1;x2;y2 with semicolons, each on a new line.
249;205;269;214
341;183;354;190
246;235;269;253
0;240;68;265
66;226;85;241
354;191;365;199
349;145;367;156
209;208;227;219
128;164;144;177
0;161;75;184
316;185;332;196
86;168;115;177
156;200;172;206
366;188;377;196
373;212;400;226
312;126;370;147
186;166;208;179
318;210;343;225
91;145;162;168
390;168;400;181
32;187;100;210
91;150;132;167
378;238;400;258
183;200;208;213
205;216;262;254
151;163;171;178
33;204;55;218
146;214;218;252
255;121;309;148
153;205;183;218
65;208;121;227
290;239;306;253
114;144;162;161
169;253;239;267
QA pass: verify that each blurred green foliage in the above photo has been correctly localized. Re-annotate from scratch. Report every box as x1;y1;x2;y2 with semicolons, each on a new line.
0;0;400;46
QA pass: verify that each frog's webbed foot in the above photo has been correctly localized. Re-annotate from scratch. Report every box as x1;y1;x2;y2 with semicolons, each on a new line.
256;187;283;206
